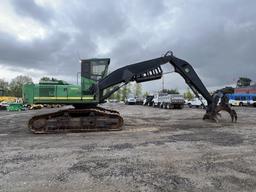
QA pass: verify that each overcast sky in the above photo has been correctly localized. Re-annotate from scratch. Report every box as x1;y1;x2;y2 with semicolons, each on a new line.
0;0;255;92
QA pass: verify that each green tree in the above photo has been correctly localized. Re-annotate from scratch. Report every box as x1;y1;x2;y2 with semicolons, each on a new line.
121;84;130;101
183;87;194;100
134;83;142;97
0;79;9;96
40;77;59;82
237;77;252;87
104;83;132;101
162;88;179;94
108;92;115;100
40;77;51;81
105;87;115;100
143;91;149;97
120;83;132;101
127;83;132;95
9;75;33;97
115;88;122;101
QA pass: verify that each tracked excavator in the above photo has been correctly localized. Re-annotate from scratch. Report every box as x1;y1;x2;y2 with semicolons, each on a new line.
23;51;237;133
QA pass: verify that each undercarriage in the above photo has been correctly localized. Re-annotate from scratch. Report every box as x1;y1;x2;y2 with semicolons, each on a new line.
28;107;123;133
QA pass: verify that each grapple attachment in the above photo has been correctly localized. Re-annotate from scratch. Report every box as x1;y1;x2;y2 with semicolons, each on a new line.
203;104;237;122
203;92;237;122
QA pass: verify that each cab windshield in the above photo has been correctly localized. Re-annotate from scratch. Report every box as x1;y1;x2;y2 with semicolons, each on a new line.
90;60;108;81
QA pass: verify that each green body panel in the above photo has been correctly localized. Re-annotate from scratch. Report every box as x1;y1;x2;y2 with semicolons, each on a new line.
23;83;95;105
81;77;96;95
23;83;34;104
22;58;110;106
56;85;67;98
67;86;81;97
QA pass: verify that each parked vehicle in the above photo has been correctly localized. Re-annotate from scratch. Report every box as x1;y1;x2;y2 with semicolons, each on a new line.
0;102;9;110
108;99;118;103
227;93;256;107
125;95;136;105
135;96;144;105
7;103;25;111
152;93;185;109
187;97;207;108
143;95;154;106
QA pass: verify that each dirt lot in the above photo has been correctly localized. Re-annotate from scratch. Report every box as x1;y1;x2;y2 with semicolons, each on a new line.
0;104;256;192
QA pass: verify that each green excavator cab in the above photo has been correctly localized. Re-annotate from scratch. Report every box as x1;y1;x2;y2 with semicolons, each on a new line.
80;58;110;95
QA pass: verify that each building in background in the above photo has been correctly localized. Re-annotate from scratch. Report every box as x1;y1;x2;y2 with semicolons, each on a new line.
235;84;256;94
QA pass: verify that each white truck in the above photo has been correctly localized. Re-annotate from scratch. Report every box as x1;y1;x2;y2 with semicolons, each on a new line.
187;97;207;108
135;96;144;105
152;93;185;109
125;95;136;105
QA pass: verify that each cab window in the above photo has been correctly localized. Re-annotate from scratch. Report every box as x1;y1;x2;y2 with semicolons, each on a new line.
90;60;108;81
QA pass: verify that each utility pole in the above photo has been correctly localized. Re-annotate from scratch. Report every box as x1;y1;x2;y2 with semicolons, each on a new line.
162;76;164;91
77;72;81;85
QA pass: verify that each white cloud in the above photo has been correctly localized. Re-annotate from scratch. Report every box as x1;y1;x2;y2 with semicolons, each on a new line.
35;0;62;9
0;0;48;41
0;65;45;82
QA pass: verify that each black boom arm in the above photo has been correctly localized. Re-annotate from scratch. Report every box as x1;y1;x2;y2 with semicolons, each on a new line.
95;52;213;105
90;51;237;122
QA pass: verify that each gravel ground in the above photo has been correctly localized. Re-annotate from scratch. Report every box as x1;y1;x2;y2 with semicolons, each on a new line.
0;104;256;192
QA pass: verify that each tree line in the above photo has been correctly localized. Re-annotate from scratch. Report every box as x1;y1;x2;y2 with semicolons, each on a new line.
0;75;33;97
107;83;195;101
107;83;143;101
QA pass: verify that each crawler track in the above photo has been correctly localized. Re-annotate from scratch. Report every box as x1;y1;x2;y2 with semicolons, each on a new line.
28;107;123;133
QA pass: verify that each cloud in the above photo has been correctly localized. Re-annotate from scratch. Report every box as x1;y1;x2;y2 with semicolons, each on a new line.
11;0;53;24
0;30;70;68
0;0;255;92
